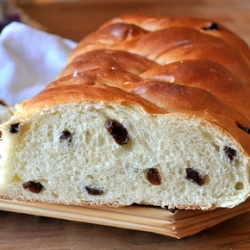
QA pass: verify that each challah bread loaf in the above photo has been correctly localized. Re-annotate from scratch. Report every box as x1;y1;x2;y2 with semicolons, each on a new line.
1;14;250;210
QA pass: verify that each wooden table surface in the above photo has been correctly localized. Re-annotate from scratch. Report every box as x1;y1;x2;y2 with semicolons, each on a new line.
1;0;250;249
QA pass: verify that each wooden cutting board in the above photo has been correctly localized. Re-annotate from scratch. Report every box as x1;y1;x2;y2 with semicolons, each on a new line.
1;197;250;239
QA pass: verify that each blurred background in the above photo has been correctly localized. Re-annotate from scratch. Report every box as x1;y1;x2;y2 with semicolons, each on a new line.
1;0;250;44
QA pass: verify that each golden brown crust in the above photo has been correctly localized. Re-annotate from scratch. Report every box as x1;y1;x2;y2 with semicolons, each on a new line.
68;15;250;83
22;82;166;115
57;49;158;79
20;13;250;158
140;60;250;119
105;14;250;60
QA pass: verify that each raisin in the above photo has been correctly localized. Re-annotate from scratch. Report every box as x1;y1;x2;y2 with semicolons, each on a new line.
146;168;161;185
202;22;218;30
237;123;250;134
186;168;205;186
105;119;129;145
235;182;244;190
224;146;237;161
85;186;104;195
0;131;2;140
9;123;20;133
22;181;43;193
60;130;72;143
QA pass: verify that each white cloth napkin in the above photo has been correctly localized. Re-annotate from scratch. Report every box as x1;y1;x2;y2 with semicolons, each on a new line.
0;22;77;106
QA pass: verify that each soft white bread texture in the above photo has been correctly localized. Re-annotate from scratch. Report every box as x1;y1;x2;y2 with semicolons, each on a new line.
1;14;250;210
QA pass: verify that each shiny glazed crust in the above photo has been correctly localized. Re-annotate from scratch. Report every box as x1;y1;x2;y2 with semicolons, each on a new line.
21;14;250;156
2;14;250;210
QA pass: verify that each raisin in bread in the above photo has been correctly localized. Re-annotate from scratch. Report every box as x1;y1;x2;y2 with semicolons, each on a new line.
1;14;250;210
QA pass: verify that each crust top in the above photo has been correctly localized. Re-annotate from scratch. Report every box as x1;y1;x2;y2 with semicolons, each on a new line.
19;14;250;156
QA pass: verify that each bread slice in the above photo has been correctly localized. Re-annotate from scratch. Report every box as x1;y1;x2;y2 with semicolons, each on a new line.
1;14;250;210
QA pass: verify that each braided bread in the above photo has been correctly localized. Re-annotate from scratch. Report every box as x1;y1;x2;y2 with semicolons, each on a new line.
1;14;250;210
